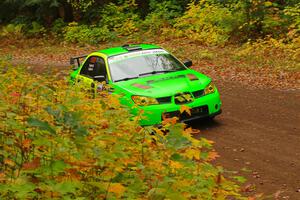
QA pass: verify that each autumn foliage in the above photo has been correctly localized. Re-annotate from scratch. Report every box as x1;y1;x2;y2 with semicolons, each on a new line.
0;61;246;199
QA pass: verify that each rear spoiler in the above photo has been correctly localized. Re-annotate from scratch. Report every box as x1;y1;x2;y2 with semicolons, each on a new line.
70;55;88;69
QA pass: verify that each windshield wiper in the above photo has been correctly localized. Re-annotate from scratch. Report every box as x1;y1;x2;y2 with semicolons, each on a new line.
139;70;176;76
115;70;177;82
114;76;139;82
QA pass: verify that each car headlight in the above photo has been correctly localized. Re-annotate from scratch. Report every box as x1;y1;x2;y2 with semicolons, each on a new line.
131;95;158;106
204;82;215;95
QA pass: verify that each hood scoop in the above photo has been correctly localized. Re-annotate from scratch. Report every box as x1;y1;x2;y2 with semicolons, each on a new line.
187;74;199;81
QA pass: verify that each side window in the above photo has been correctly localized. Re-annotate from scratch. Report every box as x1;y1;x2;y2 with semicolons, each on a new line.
80;56;107;78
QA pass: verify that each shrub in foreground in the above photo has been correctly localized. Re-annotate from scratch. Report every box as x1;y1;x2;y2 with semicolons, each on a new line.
0;62;246;199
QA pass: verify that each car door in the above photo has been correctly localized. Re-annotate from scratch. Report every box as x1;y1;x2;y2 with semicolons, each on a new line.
76;55;108;90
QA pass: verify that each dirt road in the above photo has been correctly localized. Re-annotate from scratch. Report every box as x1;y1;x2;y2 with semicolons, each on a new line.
190;81;300;199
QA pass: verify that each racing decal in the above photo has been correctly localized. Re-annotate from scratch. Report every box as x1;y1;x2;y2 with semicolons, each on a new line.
147;75;185;84
132;83;152;89
88;64;94;71
109;49;168;64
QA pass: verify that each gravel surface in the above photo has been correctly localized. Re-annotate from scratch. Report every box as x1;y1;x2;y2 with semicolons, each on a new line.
190;81;300;199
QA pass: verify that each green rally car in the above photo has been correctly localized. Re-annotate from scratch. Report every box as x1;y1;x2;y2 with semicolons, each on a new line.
70;44;222;126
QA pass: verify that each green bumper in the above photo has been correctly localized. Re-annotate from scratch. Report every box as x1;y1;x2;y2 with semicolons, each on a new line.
133;92;222;126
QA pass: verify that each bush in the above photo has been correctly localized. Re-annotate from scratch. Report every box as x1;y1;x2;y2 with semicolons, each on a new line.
27;21;46;36
234;37;300;70
259;2;287;37
64;1;140;44
0;61;246;199
142;0;182;34
98;1;140;37
0;21;46;38
0;23;25;38
64;22;115;44
284;3;300;39
173;1;241;45
51;18;67;36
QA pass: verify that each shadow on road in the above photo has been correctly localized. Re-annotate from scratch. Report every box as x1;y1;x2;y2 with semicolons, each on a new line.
186;118;223;133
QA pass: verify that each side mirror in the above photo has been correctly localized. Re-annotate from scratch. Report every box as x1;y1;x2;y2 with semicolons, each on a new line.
93;75;106;82
70;58;78;71
183;59;193;68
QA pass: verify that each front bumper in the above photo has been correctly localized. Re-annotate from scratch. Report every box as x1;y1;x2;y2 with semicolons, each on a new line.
181;109;222;123
134;91;222;126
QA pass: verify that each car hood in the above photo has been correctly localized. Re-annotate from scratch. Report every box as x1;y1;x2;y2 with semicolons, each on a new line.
112;69;211;97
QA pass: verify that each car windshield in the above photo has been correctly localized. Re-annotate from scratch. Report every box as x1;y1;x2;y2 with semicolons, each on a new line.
108;49;186;82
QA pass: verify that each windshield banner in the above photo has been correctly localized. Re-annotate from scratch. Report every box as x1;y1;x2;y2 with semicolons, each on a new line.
109;49;168;63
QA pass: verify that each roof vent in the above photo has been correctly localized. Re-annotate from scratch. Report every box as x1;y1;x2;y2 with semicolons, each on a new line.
122;44;142;51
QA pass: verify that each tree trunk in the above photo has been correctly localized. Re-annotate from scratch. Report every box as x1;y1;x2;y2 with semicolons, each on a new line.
59;2;74;22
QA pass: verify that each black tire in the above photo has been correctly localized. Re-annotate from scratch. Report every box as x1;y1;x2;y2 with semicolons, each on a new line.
203;116;215;122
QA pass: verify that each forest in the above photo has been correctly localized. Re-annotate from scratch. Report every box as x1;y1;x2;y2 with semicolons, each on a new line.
0;0;299;46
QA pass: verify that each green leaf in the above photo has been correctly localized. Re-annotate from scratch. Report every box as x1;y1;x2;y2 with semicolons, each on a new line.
74;126;88;136
52;181;81;195
9;183;36;198
27;117;56;134
148;188;166;200
233;176;247;183
166;192;186;200
170;153;182;161
32;137;51;146
52;160;69;174
166;131;191;150
45;106;61;119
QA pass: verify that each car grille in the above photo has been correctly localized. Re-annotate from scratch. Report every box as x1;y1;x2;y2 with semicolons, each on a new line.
156;90;204;105
163;105;209;121
192;89;204;98
174;92;193;105
156;96;172;104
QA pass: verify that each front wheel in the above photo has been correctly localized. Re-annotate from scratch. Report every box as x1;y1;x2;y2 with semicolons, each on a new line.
205;109;222;121
205;115;216;121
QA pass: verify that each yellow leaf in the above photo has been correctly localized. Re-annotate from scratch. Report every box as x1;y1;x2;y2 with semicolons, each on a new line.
185;148;200;160
122;158;137;166
102;170;115;177
153;127;164;136
177;179;193;187
180;105;191;116
162;116;178;125
184;127;200;135
108;183;125;197
0;172;6;181
207;151;220;161
148;160;163;169
264;1;273;7
190;138;201;146
170;160;183;169
4;159;15;167
115;167;124;173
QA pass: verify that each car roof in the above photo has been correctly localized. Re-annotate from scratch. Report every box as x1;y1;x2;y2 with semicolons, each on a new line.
98;44;161;57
